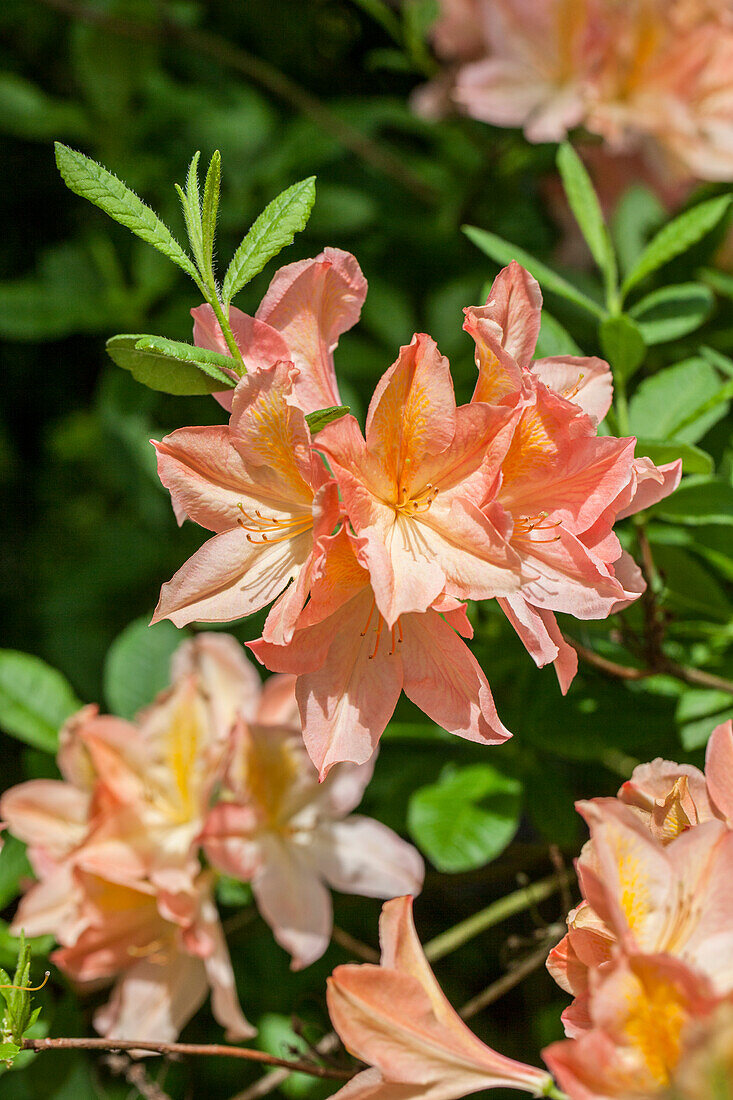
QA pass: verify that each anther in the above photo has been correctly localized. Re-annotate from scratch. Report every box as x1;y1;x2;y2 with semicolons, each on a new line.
369;616;384;660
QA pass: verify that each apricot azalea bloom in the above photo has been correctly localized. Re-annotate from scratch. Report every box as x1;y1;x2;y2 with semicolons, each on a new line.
250;527;511;777
52;869;253;1043
192;247;367;414
153;361;339;634
315;332;525;627
464;263;680;692
423;1;733;183
327;896;554;1100
613;718;733;841
201;726;424;970
574;799;733;994
543;953;725;1098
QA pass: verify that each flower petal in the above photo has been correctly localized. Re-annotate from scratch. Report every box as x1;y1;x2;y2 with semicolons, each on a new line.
251;834;333;969
310;817;425;899
531;357;613;424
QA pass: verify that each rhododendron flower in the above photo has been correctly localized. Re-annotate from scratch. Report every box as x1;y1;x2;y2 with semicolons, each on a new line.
201;725;424;970
251;527;511;777
465;263;681;692
421;1;733;183
152;361;339;634
315;332;525;627
561;799;733;998
192;247;367;414
607;718;733;842
327;895;554;1099
543;952;726;1098
52;869;253;1043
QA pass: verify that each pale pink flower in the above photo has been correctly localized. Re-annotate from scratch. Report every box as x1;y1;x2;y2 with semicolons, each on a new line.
465;263;680;693
450;0;606;143
422;1;733;183
250;527;511;777
152;361;339;635
573;798;733;996
666;999;733;1100
201;724;424;970
543;952;725;1098
192;248;367;414
314;331;525;628
327;895;554;1100
52;869;253;1043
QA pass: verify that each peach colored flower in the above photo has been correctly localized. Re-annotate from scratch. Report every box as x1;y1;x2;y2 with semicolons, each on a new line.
314;332;525;628
52;869;253;1043
422;1;733;182
250;527;511;777
201;725;423;970
543;952;725;1098
152;361;339;635
328;896;554;1100
192;248;367;414
464;263;680;693
574;799;733;995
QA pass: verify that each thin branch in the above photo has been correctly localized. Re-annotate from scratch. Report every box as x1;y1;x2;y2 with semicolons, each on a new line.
21;1037;351;1080
227;1034;341;1100
423;870;572;963
332;926;380;962
105;1054;174;1100
459;936;559;1021
565;636;733;695
34;0;437;204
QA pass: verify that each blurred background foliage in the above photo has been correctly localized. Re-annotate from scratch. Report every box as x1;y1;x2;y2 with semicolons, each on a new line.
0;1;732;1097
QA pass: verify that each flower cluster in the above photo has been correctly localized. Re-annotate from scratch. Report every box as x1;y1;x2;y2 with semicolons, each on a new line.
152;253;680;777
544;719;733;1097
419;0;733;183
0;633;423;1042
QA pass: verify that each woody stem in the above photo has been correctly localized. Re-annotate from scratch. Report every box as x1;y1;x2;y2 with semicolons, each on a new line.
21;1038;351;1080
423;870;573;963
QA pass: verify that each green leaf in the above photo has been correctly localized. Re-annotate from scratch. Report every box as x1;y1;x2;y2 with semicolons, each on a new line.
629;283;713;345
557;143;617;298
463;225;606;318
106;334;237;395
201;150;222;277
634;439;713;476
222;177;316;307
628;357;728;444
652;545;731;621
305;405;350;434
257;1014;321;1099
600;314;646;380
407;764;522;873
534;311;583;358
650;477;733;526
0;838;32;912
0;74;89;142
676;690;733;750
175;150;204;274
700;266;733;301
104;617;182;721
622;195;732;297
0;651;81;753
54;143;200;285
611;184;665;278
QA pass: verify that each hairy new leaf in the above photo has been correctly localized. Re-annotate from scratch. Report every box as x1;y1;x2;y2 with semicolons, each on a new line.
557;143;617;296
55;143;200;284
222;176;316;306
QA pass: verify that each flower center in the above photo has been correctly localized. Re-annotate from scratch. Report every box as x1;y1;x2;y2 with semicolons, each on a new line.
395;484;439;517
236;503;313;544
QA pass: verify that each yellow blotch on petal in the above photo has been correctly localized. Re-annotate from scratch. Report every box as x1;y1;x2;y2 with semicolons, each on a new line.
622;970;689;1087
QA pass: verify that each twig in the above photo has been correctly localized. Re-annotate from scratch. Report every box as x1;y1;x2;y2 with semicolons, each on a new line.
331;926;380;962
227;1033;341;1100
459;934;561;1021
21;1037;351;1080
34;0;437;204
565;636;733;695
423;870;572;963
105;1054;174;1100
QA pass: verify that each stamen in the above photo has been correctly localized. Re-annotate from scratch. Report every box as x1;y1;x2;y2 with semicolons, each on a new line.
563;372;585;401
236;502;312;544
0;971;50;992
397;619;403;644
360;600;376;637
369;616;384;660
396;484;439;517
